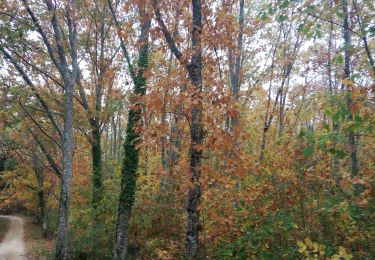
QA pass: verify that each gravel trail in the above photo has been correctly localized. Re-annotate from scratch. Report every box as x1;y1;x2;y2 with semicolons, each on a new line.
0;215;27;260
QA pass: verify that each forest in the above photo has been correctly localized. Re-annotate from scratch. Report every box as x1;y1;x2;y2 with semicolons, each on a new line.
0;0;374;259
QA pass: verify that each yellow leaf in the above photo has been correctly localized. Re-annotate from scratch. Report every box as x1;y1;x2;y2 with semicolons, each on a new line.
312;242;319;253
342;79;354;86
297;241;306;253
305;238;313;247
339;246;346;255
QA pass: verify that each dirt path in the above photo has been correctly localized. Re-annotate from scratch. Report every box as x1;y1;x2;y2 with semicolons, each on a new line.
0;215;27;260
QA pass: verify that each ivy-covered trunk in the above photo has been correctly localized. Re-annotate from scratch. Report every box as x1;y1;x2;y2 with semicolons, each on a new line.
114;4;151;259
114;106;142;259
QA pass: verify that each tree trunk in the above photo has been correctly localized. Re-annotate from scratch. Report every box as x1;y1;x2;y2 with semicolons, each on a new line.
112;115;117;160
92;122;103;207
53;0;77;257
259;26;281;162
91;10;105;207
55;79;74;260
341;0;359;180
33;152;47;238
114;3;151;258
231;0;244;127
117;112;122;162
327;2;341;188
185;1;203;258
153;0;203;257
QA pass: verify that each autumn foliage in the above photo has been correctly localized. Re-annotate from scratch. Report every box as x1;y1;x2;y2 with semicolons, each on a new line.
0;0;374;259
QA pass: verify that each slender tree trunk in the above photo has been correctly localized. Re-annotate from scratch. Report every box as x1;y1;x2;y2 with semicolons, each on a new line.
92;11;105;206
327;2;341;188
33;152;47;238
117;112;122;163
166;105;183;194
259;126;268;162
92;121;103;207
105;124;109;162
38;187;47;237
153;0;203;257
341;0;359;180
161;31;179;192
230;0;244;127
259;26;281;162
161;95;168;190
185;1;203;258
114;4;151;259
112;115;117;160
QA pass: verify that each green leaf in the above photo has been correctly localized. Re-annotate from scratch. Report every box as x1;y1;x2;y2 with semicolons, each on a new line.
260;12;268;21
303;146;314;157
354;115;362;123
336;150;346;159
280;0;289;9
267;5;275;15
277;15;288;22
332;55;344;65
305;5;315;13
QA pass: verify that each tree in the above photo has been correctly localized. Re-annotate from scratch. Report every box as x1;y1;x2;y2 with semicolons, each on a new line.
0;0;78;258
76;0;120;208
341;0;359;179
108;0;152;258
154;0;204;257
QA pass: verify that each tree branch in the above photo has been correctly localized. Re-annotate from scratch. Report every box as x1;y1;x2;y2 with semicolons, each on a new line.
107;0;136;80
21;0;62;73
0;46;64;139
152;0;183;62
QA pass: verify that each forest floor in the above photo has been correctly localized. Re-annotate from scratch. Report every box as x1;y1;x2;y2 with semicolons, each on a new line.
0;215;27;259
23;217;53;259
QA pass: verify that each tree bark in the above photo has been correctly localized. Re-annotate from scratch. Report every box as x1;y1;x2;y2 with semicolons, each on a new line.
52;0;78;257
33;152;48;238
154;0;203;256
341;0;359;180
153;0;203;257
327;1;341;188
185;1;203;258
113;2;151;258
2;1;78;258
91;122;103;207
